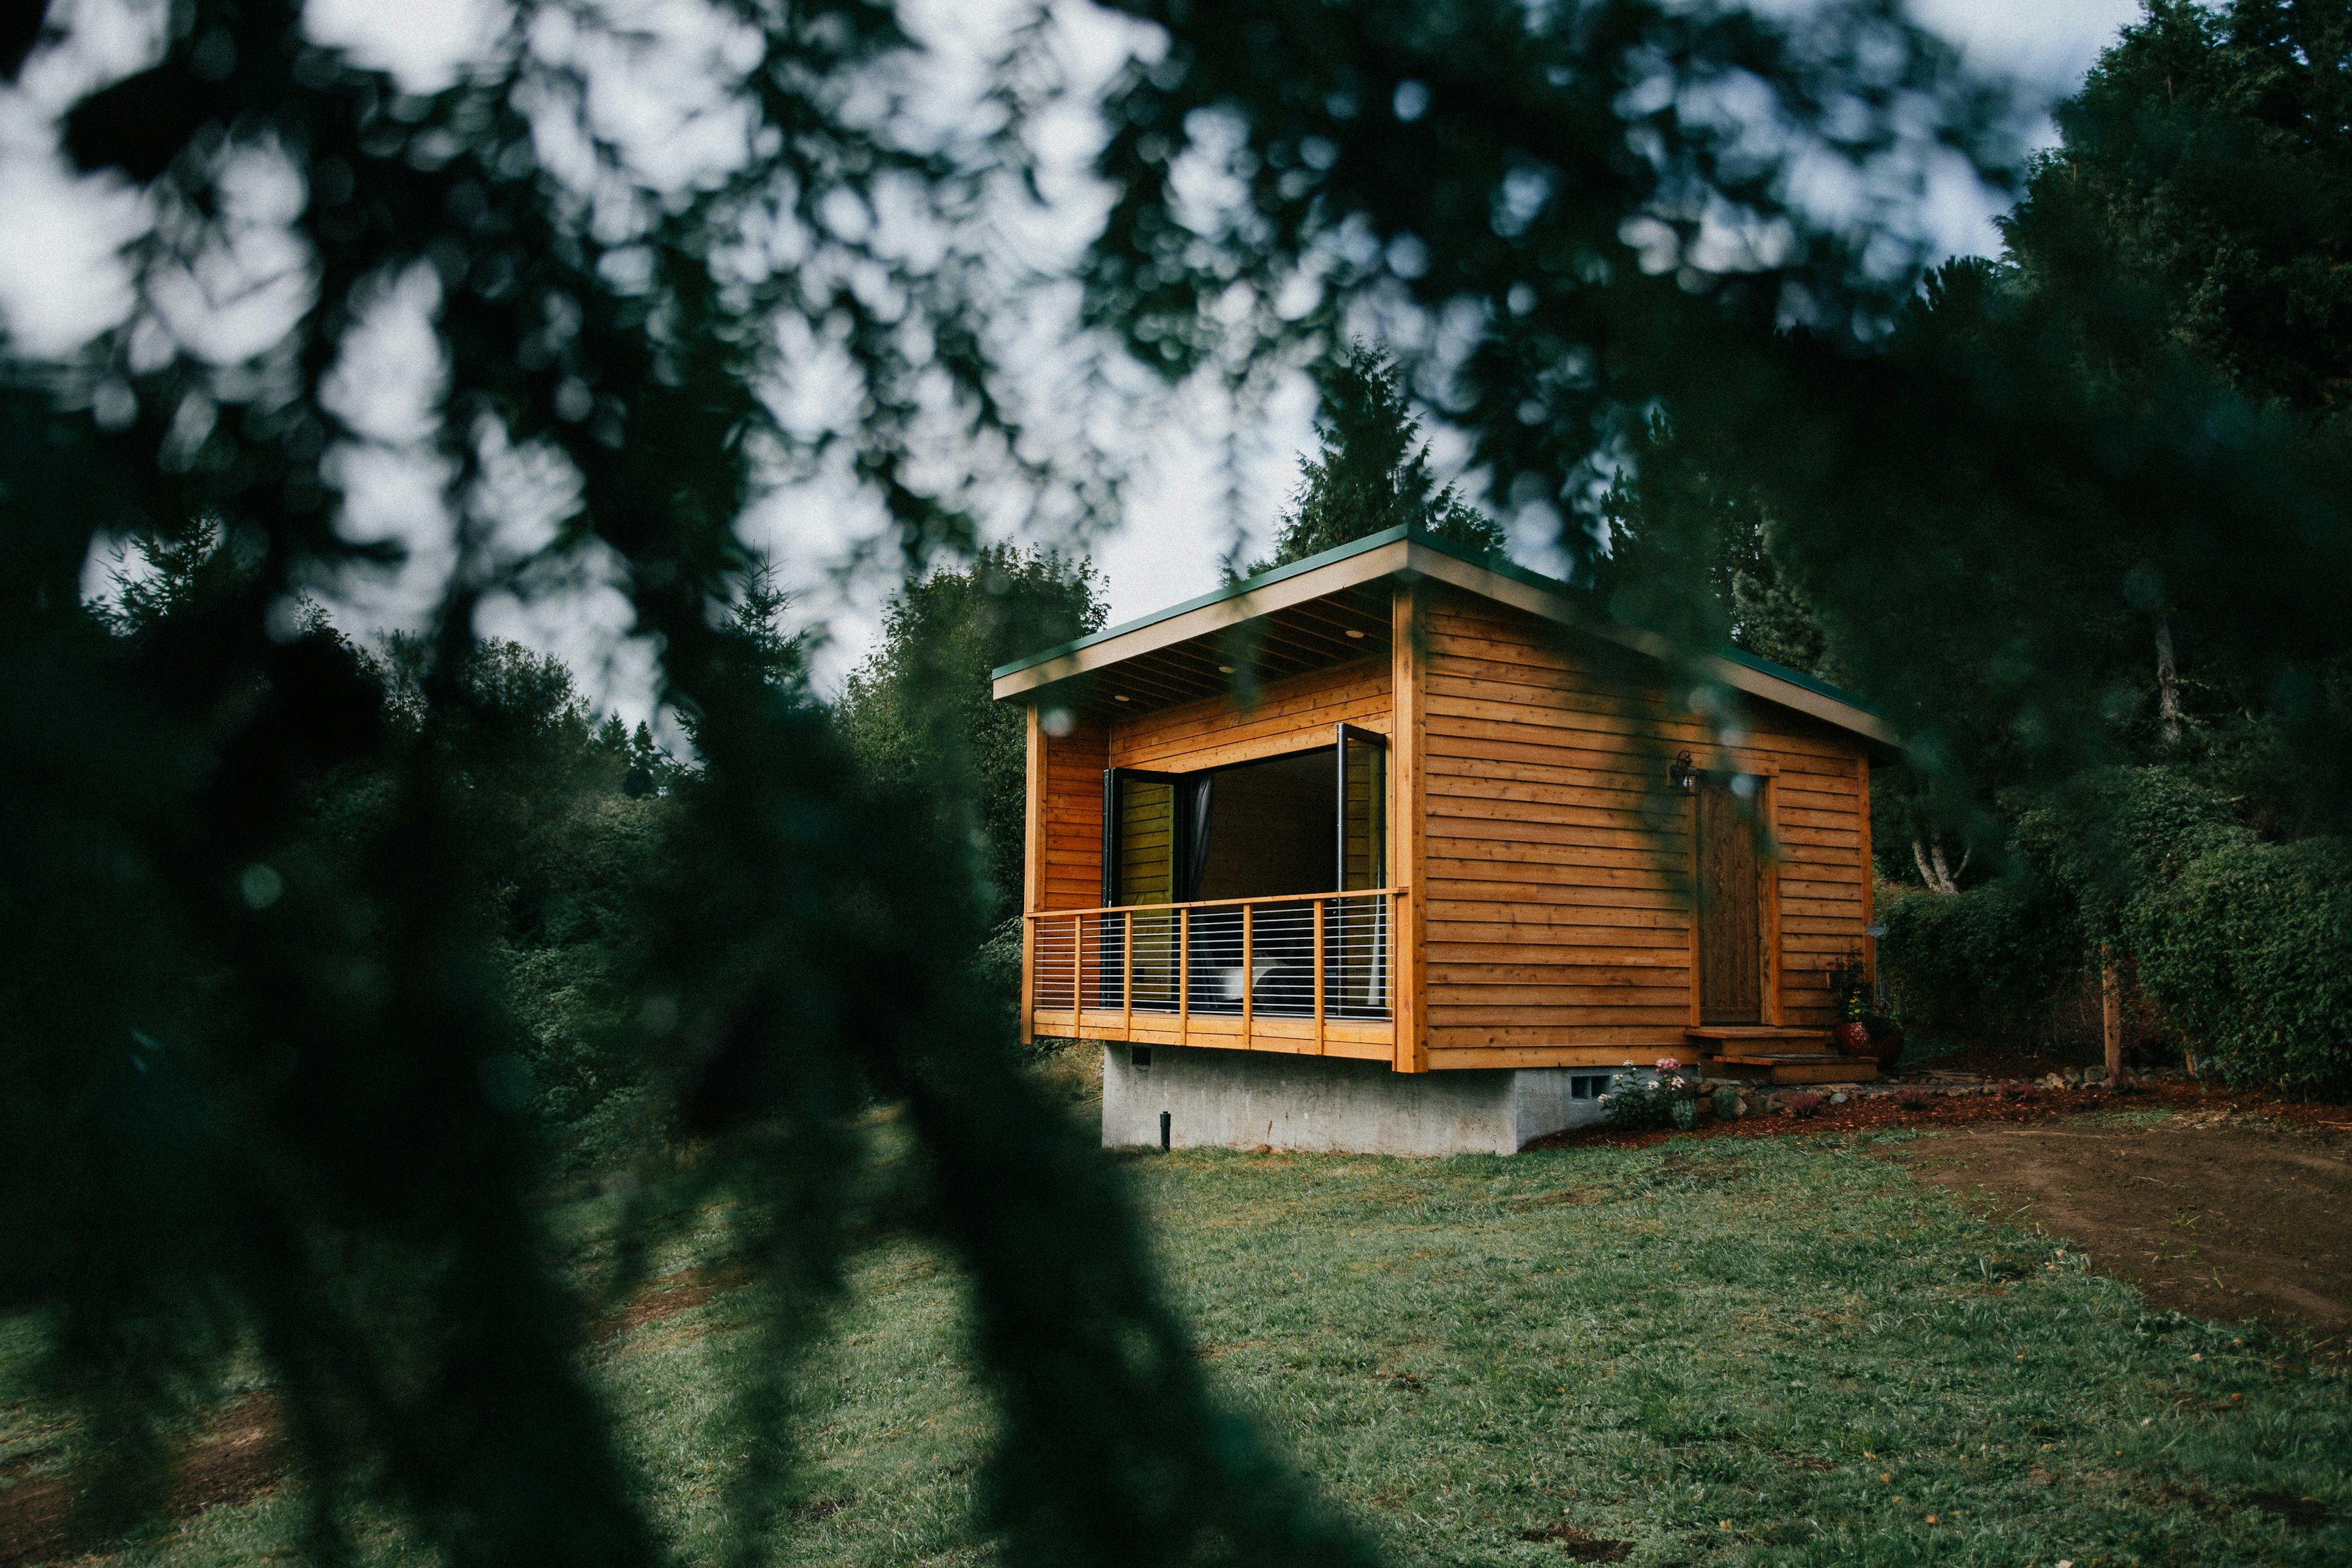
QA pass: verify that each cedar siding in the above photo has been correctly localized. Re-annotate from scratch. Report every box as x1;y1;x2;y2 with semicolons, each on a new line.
1037;714;1108;911
1001;534;1880;1075
1417;586;1867;1068
1109;655;1392;772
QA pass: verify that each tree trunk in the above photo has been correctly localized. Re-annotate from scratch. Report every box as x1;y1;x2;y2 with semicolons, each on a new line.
2100;942;2122;1079
2155;614;2183;747
1911;836;1966;894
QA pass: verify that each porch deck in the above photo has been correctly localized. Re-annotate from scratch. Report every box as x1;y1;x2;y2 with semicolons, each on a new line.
1024;888;1399;1060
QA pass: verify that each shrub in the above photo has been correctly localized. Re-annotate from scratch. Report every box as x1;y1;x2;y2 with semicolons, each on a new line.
2121;834;2352;1096
1894;1087;1934;1110
1878;879;2082;1050
1602;1060;1698;1131
1711;1084;1742;1121
1783;1092;1823;1118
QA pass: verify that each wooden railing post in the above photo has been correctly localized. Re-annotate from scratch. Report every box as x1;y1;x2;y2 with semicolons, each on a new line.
1178;906;1191;1046
1241;902;1254;1041
1389;889;1403;1020
1019;913;1035;1044
1312;897;1326;1055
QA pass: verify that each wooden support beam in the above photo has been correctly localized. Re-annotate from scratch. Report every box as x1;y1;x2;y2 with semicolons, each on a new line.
1392;580;1428;1073
1022;704;1042;1045
2101;941;2123;1078
1857;753;1876;992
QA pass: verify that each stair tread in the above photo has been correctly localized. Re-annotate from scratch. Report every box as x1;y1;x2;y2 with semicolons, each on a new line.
1684;1025;1831;1039
1709;1052;1878;1067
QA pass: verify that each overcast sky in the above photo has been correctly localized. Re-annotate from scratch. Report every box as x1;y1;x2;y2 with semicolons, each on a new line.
2;0;2149;718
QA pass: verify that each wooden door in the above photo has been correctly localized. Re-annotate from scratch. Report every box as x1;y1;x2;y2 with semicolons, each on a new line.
1697;778;1762;1024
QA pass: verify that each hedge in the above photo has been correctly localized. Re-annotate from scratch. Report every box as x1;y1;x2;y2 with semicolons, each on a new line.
2123;834;2352;1097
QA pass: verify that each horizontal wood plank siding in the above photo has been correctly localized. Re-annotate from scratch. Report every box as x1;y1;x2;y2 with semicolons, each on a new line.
1039;715;1109;911
1419;587;1872;1060
1109;655;1391;772
1021;582;1872;1071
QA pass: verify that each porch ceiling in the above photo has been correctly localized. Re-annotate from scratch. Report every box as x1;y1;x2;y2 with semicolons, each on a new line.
1040;581;1391;720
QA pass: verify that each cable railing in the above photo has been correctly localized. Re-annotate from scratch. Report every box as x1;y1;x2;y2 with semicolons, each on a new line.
1027;889;1395;1045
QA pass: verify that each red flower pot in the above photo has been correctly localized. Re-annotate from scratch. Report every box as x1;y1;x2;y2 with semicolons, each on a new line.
1834;1020;1872;1056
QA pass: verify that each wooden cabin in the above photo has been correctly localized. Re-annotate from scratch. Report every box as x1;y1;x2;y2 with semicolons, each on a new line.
991;527;1896;1151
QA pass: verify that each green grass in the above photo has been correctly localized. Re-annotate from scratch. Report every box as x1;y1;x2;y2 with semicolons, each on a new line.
5;1131;2348;1566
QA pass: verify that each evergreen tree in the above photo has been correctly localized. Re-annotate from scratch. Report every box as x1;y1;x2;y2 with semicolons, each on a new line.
1250;343;1506;574
1594;415;1826;677
837;543;1104;919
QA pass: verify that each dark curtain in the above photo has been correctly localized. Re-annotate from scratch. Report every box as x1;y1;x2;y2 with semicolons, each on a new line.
1182;776;1213;902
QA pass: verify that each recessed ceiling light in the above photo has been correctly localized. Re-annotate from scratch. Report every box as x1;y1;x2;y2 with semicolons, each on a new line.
1218;665;1235;673
1114;693;1130;702
1345;628;1366;639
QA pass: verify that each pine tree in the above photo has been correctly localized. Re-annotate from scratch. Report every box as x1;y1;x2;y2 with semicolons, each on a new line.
838;543;1104;918
1251;343;1507;574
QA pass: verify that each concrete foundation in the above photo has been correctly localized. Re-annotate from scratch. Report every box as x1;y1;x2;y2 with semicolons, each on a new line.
1101;1044;1618;1156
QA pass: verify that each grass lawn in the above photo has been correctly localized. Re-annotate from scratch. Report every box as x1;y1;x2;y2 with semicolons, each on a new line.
5;1127;2348;1566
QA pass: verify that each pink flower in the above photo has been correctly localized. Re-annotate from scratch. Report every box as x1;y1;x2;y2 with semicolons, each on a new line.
1656;1057;1679;1072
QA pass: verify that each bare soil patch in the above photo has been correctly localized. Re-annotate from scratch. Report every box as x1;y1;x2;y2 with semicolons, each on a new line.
0;1394;288;1568
0;1255;758;1567
1880;1121;2352;1346
1517;1521;1631;1560
587;1259;758;1342
1533;1079;2352;1150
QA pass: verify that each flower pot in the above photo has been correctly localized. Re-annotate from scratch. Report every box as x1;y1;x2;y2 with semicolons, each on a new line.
1869;1026;1905;1069
1834;1020;1872;1055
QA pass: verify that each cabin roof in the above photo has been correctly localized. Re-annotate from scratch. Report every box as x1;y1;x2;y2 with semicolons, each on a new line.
989;526;1898;747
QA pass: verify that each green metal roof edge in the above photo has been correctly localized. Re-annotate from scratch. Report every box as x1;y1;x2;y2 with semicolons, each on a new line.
1713;646;1885;720
988;524;1416;681
990;521;1887;725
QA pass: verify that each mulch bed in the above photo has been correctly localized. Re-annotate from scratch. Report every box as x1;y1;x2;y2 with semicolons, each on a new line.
1526;1079;2352;1152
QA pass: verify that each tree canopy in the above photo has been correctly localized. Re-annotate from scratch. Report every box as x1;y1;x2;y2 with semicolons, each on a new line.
838;544;1105;922
7;0;2349;1560
1250;342;1506;574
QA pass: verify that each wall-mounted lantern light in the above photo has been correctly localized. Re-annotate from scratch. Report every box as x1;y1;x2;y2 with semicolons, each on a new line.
1668;750;1699;794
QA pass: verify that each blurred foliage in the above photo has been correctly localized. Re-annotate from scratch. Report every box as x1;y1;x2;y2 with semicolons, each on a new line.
1245;341;1504;575
1592;414;1826;678
837;543;1104;924
0;0;1381;1559
1877;880;2090;1054
1547;1;2352;1089
5;0;2346;1563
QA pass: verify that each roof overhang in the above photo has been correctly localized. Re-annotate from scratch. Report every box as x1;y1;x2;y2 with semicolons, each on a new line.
991;527;1899;749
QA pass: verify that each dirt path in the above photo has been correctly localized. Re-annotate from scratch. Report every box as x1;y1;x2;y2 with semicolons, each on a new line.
1881;1121;2352;1347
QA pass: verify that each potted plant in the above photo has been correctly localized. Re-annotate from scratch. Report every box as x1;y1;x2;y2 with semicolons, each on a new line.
1828;949;1873;1055
1829;947;1904;1067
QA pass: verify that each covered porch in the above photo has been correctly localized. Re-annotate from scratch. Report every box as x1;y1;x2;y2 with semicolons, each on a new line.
1024;887;1400;1060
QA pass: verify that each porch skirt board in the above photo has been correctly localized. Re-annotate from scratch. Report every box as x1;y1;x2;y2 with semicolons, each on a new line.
1101;1044;1604;1157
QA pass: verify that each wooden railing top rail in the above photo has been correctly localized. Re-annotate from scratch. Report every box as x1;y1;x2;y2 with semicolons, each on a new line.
1023;887;1401;922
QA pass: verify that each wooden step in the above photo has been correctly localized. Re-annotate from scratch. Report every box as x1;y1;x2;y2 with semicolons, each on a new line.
1685;1025;1833;1050
1704;1052;1880;1085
